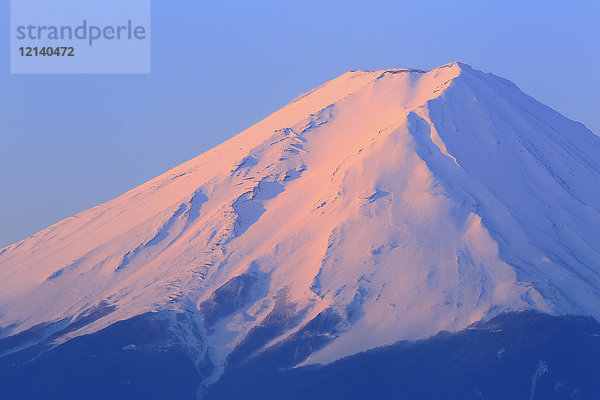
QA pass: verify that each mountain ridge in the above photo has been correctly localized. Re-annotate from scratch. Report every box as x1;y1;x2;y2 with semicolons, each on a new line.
1;62;599;376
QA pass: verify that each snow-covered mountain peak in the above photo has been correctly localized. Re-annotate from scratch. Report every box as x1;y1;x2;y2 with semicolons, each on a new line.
1;63;600;370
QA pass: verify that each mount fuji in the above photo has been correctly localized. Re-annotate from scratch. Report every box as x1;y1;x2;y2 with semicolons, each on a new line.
1;62;600;399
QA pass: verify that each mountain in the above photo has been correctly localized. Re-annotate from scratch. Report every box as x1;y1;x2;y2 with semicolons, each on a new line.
1;62;600;399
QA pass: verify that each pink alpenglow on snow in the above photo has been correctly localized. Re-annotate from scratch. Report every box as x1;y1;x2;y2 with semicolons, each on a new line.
1;62;600;374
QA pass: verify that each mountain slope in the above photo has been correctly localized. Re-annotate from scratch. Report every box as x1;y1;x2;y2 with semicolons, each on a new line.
1;62;600;387
204;312;600;400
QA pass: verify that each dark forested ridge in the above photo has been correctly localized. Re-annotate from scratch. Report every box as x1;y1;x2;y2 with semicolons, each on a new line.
1;311;599;399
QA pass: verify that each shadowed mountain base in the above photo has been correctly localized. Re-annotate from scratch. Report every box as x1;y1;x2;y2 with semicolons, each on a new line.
206;311;600;400
0;311;599;399
0;313;202;400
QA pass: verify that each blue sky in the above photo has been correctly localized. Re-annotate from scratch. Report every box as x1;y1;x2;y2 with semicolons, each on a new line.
1;0;599;248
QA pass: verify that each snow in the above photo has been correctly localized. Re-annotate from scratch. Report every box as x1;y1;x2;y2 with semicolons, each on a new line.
1;62;600;369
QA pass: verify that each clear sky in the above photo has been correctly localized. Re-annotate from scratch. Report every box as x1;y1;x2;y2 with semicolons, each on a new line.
1;0;599;248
